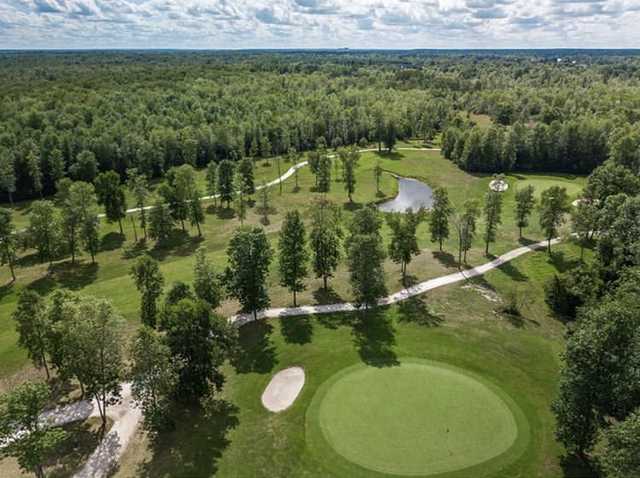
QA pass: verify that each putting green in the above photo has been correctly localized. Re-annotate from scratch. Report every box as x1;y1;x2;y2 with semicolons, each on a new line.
308;360;525;477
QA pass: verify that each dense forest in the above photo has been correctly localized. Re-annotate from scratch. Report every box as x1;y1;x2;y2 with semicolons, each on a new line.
2;50;640;201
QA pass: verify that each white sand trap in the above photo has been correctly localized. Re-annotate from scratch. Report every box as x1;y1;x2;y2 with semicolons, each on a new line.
262;367;305;412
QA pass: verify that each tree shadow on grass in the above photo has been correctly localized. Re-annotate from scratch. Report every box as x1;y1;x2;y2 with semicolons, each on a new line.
216;207;235;220
29;261;99;295
372;151;403;161
16;252;42;268
397;295;443;327
100;232;125;252
496;260;529;282
342;202;364;212
122;240;148;260
0;281;15;301
548;251;580;274
312;286;343;305
149;231;203;262
432;250;457;269
518;237;538;247
280;315;313;345
47;419;104;478
230;320;277;374
352;308;399;367
559;454;598;478
136;401;239;478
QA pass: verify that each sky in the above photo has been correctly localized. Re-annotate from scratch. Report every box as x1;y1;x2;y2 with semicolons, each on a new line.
1;0;640;50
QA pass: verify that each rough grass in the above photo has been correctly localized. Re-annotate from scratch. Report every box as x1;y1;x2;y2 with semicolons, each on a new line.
0;149;586;381
114;244;592;477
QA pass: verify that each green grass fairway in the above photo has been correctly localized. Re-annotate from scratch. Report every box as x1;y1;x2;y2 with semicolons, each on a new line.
309;359;526;477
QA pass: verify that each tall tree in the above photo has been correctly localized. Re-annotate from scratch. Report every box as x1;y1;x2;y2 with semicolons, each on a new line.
0;382;67;478
384;117;397;152
26;150;43;198
127;168;150;240
130;255;165;328
28;200;60;265
0;148;16;206
374;161;383;195
454;200;480;265
62;297;124;429
0;208;17;281
347;206;387;308
95;171;127;235
259;180;270;225
193;246;221;308
316;153;332;193
13;290;50;379
310;200;342;289
483;191;503;255
238;157;255;196
217;159;235;208
514;185;536;238
188;187;205;237
595;409;640;478
63;181;99;264
539;186;571;253
572;200;598;261
206;160;218;207
162;298;237;401
278;210;309;307
429;187;453;251
148;201;174;243
387;209;424;284
224;226;273;320
129;327;178;434
342;146;359;202
233;172;248;225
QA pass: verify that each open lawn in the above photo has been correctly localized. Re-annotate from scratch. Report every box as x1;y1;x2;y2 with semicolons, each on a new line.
0;149;593;478
112;242;592;478
0;149;586;381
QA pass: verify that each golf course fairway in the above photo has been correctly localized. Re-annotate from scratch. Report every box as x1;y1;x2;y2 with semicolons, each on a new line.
307;359;529;477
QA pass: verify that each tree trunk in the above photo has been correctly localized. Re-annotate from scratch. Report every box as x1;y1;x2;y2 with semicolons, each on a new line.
293;290;297;307
196;221;202;237
118;218;124;235
439;238;443;252
547;238;552;254
518;226;522;238
180;219;185;231
9;260;15;282
252;309;257;321
42;353;50;380
131;216;138;242
8;191;13;207
485;241;489;256
323;275;328;290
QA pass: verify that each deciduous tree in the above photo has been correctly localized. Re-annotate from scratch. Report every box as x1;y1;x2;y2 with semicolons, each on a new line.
224;226;273;320
429;187;453;251
130;255;165;328
278;210;309;306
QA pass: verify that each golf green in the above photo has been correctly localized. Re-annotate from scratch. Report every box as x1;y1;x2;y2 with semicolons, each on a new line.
309;360;524;477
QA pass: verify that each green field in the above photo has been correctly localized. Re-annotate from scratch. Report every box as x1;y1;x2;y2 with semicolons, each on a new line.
0;148;591;477
113;241;586;477
310;360;524;477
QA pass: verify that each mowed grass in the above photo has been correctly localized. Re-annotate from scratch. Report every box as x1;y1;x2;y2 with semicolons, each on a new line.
0;149;586;382
310;360;524;477
114;243;590;478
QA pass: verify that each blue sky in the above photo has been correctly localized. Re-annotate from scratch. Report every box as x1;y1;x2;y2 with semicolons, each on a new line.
1;0;639;49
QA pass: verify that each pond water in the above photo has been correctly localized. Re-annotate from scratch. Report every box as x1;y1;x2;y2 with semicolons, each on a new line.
378;176;433;213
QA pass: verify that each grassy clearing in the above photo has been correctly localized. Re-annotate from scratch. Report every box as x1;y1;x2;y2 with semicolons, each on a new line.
0;150;586;381
114;242;590;478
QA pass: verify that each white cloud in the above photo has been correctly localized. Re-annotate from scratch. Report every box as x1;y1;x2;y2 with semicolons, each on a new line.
0;0;638;48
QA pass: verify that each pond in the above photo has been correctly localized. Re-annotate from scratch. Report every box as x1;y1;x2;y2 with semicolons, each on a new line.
378;176;433;213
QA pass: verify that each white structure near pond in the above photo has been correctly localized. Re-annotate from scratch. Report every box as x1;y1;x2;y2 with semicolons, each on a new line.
489;179;509;192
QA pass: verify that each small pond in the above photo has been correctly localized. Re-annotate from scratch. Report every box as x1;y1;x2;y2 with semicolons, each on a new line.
378;176;433;213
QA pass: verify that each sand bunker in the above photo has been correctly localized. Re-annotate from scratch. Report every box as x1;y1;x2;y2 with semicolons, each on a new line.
262;367;305;412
